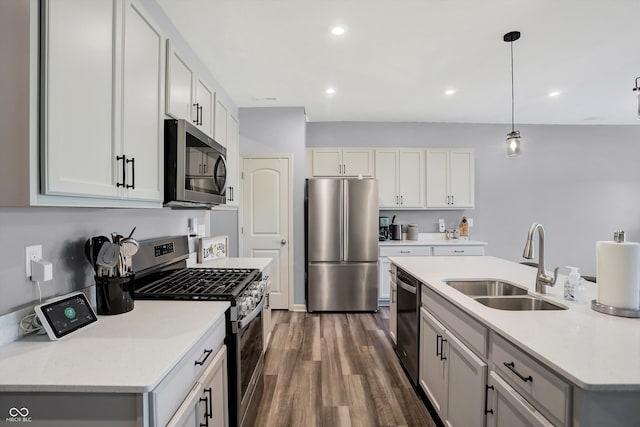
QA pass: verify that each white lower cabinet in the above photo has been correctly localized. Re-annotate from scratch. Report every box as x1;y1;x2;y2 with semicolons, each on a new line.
390;277;397;345
379;258;392;301
166;346;228;427
420;307;487;427
487;372;553;427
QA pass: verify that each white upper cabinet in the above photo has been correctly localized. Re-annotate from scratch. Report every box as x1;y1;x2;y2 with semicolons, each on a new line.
120;0;164;201
42;0;119;198
42;0;164;204
165;40;215;139
225;113;240;205
309;148;374;177
165;42;194;122
214;96;229;148
375;148;424;208
426;148;474;209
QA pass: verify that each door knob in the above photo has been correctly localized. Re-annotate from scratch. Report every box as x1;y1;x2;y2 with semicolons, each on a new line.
281;239;287;245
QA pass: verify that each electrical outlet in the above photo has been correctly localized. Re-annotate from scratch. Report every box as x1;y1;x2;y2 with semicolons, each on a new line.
468;218;474;227
25;245;42;278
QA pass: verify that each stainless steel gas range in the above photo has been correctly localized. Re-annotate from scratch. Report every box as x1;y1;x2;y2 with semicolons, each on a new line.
132;236;266;427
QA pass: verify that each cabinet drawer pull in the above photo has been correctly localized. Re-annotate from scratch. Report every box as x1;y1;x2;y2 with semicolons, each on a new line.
399;250;410;254
453;250;464;253
194;348;213;366
504;361;533;382
484;385;494;414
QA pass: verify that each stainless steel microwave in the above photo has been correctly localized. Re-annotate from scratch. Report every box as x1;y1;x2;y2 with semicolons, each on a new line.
164;119;227;207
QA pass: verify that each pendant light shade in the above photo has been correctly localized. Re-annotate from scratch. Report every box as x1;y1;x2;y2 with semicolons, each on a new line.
504;31;521;157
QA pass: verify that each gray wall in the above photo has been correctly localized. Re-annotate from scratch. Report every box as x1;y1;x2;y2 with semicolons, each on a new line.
0;207;210;315
239;107;307;306
308;122;640;277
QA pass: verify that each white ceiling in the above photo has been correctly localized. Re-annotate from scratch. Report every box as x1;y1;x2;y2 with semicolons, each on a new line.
157;0;640;124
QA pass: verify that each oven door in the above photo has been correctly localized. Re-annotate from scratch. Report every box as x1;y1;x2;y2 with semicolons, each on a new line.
237;298;265;426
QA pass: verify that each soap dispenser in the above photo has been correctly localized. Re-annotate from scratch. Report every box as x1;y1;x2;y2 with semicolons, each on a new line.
564;266;581;301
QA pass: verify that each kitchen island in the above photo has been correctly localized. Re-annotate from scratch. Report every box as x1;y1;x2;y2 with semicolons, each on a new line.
390;255;640;426
0;300;229;426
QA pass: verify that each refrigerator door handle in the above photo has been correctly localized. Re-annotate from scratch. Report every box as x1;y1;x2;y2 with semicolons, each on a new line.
342;179;347;260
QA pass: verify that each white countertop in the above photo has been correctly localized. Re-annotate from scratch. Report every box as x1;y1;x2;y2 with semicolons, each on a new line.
196;257;272;271
0;300;229;393
389;256;640;391
380;232;487;246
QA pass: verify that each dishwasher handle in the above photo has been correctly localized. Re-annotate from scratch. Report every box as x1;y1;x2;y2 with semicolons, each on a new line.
397;278;417;294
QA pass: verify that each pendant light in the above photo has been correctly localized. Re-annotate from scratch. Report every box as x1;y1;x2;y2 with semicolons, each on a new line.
504;31;521;157
634;77;640;119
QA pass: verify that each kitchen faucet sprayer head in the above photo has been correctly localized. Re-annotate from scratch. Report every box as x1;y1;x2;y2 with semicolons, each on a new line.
522;222;540;259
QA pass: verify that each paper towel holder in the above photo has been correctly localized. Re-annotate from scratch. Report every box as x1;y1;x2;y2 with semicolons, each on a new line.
591;300;640;318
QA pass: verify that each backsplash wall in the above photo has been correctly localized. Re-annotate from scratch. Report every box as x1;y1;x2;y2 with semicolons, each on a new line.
0;207;210;316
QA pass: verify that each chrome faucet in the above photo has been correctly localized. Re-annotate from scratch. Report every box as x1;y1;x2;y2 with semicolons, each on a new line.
522;223;559;294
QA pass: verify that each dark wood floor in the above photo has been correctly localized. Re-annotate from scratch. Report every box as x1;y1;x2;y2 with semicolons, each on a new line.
250;308;437;427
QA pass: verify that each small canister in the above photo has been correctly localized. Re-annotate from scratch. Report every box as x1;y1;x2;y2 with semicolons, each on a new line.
407;224;419;240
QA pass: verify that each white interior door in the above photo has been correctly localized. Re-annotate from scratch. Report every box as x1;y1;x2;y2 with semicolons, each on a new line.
242;156;291;309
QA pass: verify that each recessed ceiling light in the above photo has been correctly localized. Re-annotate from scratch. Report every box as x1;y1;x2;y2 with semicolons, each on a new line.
325;88;336;95
330;26;345;36
548;91;561;97
444;89;456;96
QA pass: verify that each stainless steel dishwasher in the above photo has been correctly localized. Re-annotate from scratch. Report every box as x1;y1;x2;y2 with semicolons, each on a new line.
396;268;420;386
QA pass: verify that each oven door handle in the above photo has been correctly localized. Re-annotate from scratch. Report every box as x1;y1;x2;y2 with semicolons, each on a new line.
397;279;417;295
238;297;265;329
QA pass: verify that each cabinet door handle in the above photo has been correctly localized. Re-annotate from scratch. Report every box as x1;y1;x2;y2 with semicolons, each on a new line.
451;195;454;205
440;338;447;360
194;348;213;366
503;362;533;382
230;186;234;201
401;195;404;205
116;155;127;188
436;334;442;357
198;105;203;126
205;387;213;418
193;103;200;124
484;385;495;414
343;164;346;174
126;157;135;189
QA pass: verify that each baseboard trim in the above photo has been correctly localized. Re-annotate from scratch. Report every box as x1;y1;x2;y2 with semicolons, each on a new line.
290;303;307;312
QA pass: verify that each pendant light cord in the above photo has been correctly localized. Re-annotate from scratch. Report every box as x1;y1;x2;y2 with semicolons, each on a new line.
510;41;515;133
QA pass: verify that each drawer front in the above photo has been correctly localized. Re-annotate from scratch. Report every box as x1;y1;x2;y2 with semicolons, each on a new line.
421;286;487;358
380;245;431;257
152;315;226;427
432;245;485;256
491;334;570;426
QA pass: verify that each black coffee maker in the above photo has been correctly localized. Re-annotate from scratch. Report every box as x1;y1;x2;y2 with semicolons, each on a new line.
379;216;390;241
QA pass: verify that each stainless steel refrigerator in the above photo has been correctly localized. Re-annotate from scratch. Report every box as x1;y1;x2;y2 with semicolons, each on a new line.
305;178;379;312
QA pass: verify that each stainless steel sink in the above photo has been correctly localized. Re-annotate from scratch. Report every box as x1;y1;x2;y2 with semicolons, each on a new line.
444;280;528;297
473;296;567;311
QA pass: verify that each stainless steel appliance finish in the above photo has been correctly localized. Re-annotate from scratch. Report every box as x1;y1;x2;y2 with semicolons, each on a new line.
522;222;559;294
396;268;420;386
389;223;402;240
306;178;379;312
164;119;227;207
132;236;264;427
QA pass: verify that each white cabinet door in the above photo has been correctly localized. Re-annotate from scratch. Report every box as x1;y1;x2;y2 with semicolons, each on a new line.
200;346;228;427
43;0;119;198
214;96;228;148
225;114;239;205
120;0;164;201
420;308;447;418
444;330;487;427
195;77;215;138
378;258;391;301
487;372;553;427
165;381;202;427
390;279;397;345
166;40;194;122
449;149;474;208
398;149;424;207
342;148;374;177
425;149;450;208
311;148;343;176
375;149;399;207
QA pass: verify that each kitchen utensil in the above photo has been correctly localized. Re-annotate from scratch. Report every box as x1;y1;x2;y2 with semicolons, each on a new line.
96;241;121;268
91;236;110;273
127;226;136;239
391;215;396;224
120;237;139;273
390;223;402;240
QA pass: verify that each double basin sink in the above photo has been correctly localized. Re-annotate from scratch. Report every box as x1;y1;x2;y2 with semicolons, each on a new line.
444;280;567;311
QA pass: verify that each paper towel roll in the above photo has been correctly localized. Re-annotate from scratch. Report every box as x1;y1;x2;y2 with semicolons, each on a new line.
597;241;640;309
